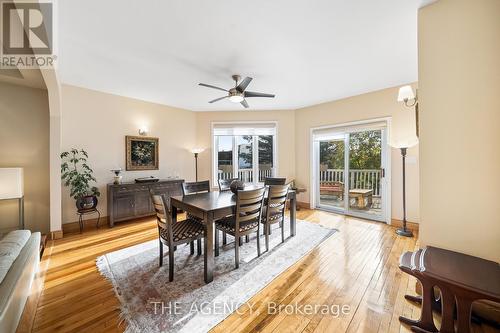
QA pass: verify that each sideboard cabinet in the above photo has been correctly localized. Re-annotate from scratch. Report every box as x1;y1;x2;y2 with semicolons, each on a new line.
107;179;183;227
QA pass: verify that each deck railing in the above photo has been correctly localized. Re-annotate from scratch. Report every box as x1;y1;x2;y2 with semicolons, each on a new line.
218;168;381;196
319;169;382;196
218;168;274;183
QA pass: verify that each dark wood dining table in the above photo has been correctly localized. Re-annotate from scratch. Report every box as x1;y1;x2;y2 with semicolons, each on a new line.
170;189;297;283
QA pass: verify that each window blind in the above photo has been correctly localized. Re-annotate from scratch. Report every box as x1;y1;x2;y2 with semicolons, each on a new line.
213;122;276;136
312;121;386;141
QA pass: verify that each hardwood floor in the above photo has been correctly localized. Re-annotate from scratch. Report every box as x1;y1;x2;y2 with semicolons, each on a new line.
28;210;496;333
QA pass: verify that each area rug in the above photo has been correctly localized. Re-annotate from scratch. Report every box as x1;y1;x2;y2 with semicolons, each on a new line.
96;219;336;333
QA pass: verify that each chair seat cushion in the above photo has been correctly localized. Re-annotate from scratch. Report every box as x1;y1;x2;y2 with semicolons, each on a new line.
215;216;259;234
261;207;284;224
159;219;204;243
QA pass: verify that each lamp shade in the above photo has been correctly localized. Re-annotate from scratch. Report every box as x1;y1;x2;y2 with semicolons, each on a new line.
191;148;205;154
0;168;24;199
390;136;419;149
397;85;415;102
390;122;419;148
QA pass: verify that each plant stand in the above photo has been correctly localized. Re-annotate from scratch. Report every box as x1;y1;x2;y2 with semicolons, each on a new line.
77;208;101;233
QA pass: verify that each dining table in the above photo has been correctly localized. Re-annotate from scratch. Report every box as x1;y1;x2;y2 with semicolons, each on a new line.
170;188;297;283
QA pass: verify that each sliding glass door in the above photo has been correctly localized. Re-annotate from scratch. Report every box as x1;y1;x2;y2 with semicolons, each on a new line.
314;124;389;222
318;137;346;210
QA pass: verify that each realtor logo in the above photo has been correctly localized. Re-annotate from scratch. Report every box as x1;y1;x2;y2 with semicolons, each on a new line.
1;0;55;68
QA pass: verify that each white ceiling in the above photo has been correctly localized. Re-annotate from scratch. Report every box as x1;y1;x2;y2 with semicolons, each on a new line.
59;0;430;111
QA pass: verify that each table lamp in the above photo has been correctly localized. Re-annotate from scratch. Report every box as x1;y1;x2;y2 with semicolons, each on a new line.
0;168;25;229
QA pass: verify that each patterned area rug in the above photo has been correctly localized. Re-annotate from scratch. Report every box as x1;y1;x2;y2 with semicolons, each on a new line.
96;219;336;333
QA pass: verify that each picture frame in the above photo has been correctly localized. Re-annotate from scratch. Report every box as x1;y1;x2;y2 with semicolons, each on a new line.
125;136;159;171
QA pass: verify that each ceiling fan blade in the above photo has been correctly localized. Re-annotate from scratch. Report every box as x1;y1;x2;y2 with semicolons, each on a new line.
209;96;229;103
199;83;228;92
236;77;253;92
244;91;275;98
240;99;249;108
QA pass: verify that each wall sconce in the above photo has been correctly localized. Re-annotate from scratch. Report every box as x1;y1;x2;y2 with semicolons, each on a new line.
138;127;148;136
397;85;419;137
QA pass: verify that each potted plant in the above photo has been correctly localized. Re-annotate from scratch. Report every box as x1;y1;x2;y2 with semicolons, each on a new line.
61;148;100;210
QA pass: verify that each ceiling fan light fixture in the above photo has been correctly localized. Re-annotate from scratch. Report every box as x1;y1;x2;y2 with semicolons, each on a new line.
228;95;244;103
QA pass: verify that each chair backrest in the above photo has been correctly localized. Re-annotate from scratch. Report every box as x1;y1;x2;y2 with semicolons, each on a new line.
265;185;289;223
218;178;239;192
182;180;210;195
151;193;173;242
264;177;287;186
235;187;266;231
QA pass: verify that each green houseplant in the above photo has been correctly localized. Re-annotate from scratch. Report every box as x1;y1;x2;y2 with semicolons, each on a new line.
61;148;100;210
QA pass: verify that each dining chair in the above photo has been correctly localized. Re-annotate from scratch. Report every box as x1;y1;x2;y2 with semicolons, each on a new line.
217;178;240;245
264;177;287;186
218;178;239;192
182;180;210;195
261;185;289;252
214;187;266;268
182;180;209;225
151;193;204;282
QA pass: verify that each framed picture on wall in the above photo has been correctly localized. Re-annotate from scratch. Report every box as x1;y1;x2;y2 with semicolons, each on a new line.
126;136;159;171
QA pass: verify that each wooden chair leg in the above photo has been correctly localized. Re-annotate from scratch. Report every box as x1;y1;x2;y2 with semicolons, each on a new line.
245;235;249;243
168;246;174;282
256;230;261;257
265;223;270;252
190;241;195;255
159;239;163;267
281;221;285;243
222;232;227;245
235;235;240;269
215;229;220;257
197;238;202;255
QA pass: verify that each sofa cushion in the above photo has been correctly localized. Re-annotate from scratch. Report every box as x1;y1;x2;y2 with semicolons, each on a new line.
0;230;31;284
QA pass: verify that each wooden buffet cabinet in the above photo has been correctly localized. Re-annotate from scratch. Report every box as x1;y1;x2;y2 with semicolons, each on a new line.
107;179;183;227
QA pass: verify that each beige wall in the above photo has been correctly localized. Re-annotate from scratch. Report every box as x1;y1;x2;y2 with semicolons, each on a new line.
0;82;50;233
418;0;500;261
294;85;420;222
195;110;296;185
61;85;420;225
61;85;197;224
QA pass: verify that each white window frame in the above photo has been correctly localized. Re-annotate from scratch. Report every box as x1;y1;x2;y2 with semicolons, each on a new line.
211;121;278;188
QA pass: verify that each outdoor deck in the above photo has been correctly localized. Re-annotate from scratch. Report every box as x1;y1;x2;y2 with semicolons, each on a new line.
319;195;382;217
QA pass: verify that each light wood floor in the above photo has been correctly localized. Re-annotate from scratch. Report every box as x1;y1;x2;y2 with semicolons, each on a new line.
28;210;497;333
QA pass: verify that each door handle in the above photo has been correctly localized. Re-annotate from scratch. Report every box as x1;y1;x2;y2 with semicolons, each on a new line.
381;168;385;178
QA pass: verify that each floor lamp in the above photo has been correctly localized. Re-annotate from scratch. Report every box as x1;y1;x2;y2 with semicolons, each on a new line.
190;148;204;182
392;86;419;237
393;147;414;237
0;168;25;230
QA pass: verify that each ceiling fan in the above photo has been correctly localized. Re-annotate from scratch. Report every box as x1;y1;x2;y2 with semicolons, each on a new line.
198;75;275;108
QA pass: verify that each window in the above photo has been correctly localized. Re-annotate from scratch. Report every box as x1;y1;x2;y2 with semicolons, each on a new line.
213;123;277;186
